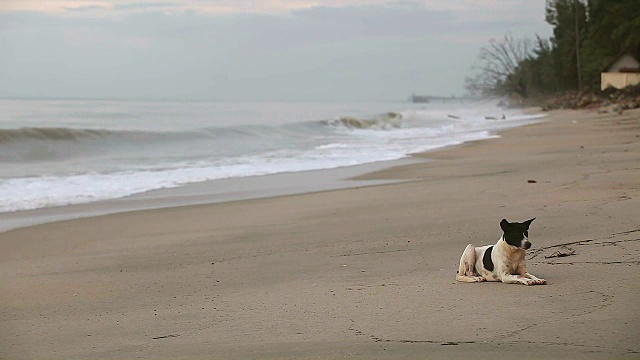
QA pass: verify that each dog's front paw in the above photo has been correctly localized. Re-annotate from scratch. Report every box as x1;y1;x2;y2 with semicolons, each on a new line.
524;278;546;285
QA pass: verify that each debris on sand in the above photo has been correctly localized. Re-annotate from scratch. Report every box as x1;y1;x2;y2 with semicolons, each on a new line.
545;247;576;259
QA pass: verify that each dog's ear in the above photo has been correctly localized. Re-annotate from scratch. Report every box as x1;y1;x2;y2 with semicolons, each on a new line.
500;219;510;231
523;218;536;228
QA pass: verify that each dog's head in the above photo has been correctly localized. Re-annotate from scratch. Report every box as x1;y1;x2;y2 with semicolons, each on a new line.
500;218;535;250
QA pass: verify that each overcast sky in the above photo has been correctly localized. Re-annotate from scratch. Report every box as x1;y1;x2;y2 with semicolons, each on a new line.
0;1;552;101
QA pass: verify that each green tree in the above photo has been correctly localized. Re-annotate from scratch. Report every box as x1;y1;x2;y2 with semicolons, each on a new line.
523;36;560;94
579;0;640;88
545;0;587;90
468;0;640;98
588;0;640;56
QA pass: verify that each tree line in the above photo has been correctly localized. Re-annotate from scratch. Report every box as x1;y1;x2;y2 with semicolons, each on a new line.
466;0;640;99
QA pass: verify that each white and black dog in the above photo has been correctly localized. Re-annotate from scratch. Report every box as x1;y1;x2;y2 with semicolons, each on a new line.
456;218;546;285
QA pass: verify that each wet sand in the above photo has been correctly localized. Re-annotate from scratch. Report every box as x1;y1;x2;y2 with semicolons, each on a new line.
1;109;639;359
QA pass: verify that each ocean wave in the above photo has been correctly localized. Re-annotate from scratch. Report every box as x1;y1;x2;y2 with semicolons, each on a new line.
0;126;202;163
0;110;404;147
325;112;402;130
0;126;199;145
0;121;326;164
0;99;548;213
0;122;318;146
0;127;116;143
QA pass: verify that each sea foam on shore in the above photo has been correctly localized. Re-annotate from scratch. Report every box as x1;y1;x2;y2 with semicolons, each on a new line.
0;99;544;213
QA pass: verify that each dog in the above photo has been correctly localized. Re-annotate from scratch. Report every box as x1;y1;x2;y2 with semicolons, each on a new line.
456;218;546;285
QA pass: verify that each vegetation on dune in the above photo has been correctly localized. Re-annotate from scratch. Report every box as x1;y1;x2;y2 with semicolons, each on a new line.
466;0;640;104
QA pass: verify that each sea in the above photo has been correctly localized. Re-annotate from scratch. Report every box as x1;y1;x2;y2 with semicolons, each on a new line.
0;99;545;215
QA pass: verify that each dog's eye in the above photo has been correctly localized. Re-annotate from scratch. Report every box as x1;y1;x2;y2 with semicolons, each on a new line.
524;231;529;237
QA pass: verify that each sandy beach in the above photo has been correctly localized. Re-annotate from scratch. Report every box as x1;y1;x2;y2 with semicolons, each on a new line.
1;108;639;359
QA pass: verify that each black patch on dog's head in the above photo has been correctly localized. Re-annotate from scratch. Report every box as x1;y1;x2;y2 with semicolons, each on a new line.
500;218;535;249
482;246;494;271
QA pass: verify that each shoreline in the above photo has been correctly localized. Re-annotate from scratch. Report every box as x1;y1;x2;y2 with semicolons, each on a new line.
1;108;638;359
0;158;419;233
0;112;545;233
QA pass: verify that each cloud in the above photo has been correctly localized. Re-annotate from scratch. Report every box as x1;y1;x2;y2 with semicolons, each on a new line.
1;0;545;19
0;1;551;100
0;0;321;14
1;1;110;13
114;1;181;10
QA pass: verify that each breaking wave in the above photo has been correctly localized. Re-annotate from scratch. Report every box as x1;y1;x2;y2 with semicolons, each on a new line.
325;112;402;129
0;98;548;214
1;112;403;147
0;111;406;162
0;127;116;143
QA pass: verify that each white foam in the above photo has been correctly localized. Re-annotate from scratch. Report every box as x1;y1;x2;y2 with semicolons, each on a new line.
0;101;546;213
315;143;350;150
0;130;497;212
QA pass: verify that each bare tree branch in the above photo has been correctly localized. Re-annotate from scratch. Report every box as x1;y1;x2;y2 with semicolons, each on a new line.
466;33;534;98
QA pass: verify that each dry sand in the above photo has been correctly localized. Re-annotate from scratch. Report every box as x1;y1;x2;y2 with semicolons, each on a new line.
1;109;639;359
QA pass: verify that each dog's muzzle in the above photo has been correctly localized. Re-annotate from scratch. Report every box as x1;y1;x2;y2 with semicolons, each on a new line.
523;241;532;250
